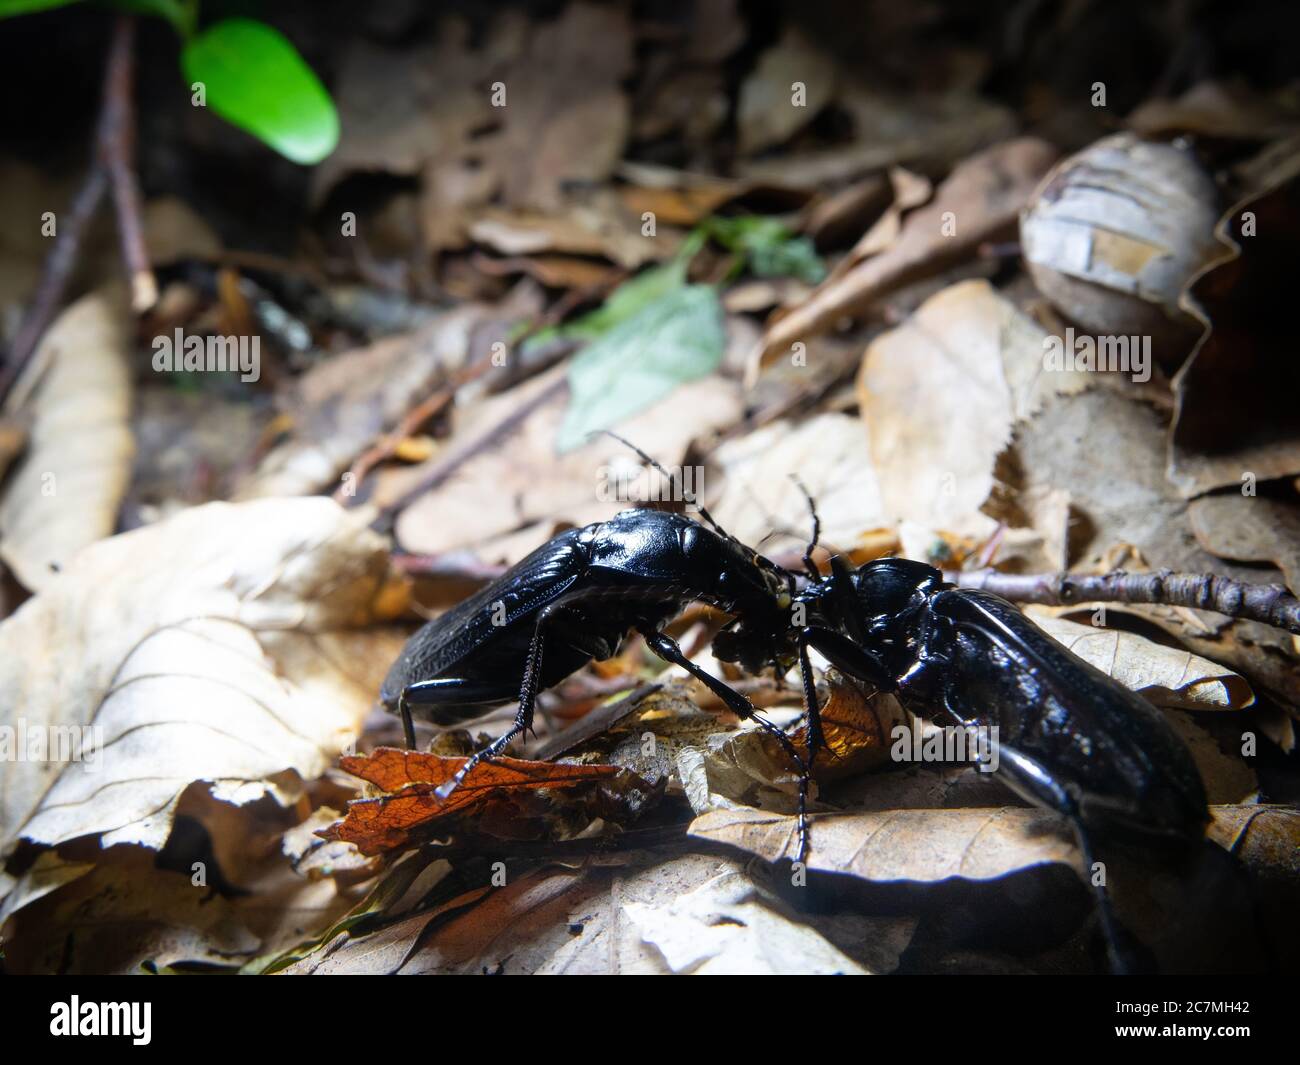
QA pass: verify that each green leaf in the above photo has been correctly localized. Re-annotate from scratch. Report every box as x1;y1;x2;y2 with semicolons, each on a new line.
705;214;826;284
557;284;725;452
0;0;84;17
181;18;338;165
525;258;690;354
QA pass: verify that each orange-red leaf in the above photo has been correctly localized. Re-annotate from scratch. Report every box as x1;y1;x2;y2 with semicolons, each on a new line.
319;747;630;855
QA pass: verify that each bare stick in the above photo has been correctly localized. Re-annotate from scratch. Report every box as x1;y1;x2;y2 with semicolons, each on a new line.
0;14;151;405
99;15;156;313
375;375;568;528
0;167;108;404
335;352;497;506
947;568;1300;636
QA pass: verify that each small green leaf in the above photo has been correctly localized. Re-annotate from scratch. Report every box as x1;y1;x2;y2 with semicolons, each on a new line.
557;284;725;452
181;18;338;165
705;214;826;284
0;0;84;17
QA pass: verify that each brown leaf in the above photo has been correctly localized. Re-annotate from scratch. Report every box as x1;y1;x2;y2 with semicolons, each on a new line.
1189;494;1300;595
736;27;837;155
690;805;1080;880
388;366;742;561
234;300;524;500
747;137;1058;379
1027;614;1254;711
322;747;637;855
488;3;633;210
856;280;1087;539
793;673;906;782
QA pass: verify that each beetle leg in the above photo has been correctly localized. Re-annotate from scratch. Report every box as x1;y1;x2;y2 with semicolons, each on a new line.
994;745;1142;974
796;637;827;769
434;604;560;800
398;691;417;749
799;625;895;690
640;627;811;866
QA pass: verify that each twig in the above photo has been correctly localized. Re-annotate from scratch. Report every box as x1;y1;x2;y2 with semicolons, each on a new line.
0;166;108;404
0;14;151;405
374;374;569;530
335;352;498;506
948;568;1300;636
99;15;156;313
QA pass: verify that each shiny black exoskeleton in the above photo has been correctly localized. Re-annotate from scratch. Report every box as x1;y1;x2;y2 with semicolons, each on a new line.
716;551;1209;970
785;556;1208;840
381;507;804;803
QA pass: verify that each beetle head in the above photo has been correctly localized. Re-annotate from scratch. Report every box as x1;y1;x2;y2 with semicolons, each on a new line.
849;557;941;613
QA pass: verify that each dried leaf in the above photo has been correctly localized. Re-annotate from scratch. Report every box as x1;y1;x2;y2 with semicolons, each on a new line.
0;497;407;911
710;412;888;555
322;747;641;855
1027;614;1254;711
748;138;1058;378
737;27;835;154
488;2;633;210
1189;494;1300;595
857;280;1088;537
236;302;516;500
622;867;900;974
690;805;1080;880
0;288;134;590
390;366;741;560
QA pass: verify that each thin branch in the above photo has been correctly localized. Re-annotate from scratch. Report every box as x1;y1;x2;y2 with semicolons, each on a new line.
0;166;108;404
947;568;1300;636
335;352;498;506
373;374;568;530
99;15;156;313
0;14;153;405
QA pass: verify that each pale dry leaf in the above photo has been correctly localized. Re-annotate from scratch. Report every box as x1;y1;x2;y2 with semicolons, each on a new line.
0;497;408;910
0;288;134;591
622;867;900;974
690;805;1080;881
391;367;743;560
0;850;95;926
709;412;888;556
1026;614;1254;711
857;280;1087;538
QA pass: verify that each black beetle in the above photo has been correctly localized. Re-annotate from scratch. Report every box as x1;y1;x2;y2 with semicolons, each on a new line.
381;505;809;814
717;546;1209;970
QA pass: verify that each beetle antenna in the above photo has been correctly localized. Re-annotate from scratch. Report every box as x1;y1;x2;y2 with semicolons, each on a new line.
790;475;821;581
595;430;733;541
